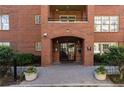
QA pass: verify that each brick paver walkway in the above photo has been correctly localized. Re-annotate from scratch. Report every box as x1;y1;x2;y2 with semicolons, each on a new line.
12;64;114;87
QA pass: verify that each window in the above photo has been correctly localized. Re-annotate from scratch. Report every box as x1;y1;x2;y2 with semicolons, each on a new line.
102;44;109;52
94;44;100;53
59;15;68;22
68;16;76;22
0;42;10;46
35;42;42;51
35;15;41;24
94;42;118;54
0;15;9;30
59;15;76;22
94;16;119;32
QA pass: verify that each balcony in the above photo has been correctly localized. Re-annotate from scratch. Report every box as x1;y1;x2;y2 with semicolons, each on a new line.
48;5;88;23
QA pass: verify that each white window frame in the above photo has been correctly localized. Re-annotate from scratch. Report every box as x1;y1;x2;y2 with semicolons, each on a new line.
94;42;118;54
94;16;119;32
35;42;42;51
0;42;10;46
35;15;41;24
0;15;10;30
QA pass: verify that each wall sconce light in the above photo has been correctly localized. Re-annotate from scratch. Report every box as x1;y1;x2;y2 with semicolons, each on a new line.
66;29;70;32
55;48;58;52
43;33;48;37
87;46;91;51
55;9;59;12
56;40;59;44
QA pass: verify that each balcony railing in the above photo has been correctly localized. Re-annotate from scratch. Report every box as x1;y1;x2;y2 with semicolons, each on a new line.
48;18;88;23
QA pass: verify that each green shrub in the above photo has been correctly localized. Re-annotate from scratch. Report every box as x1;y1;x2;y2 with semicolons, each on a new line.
95;46;124;79
94;53;101;63
94;46;124;66
0;46;13;77
14;53;34;66
106;46;124;66
13;53;41;66
106;46;124;79
94;53;109;66
32;55;41;64
0;46;13;64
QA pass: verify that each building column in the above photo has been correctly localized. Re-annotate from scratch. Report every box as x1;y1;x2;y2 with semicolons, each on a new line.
41;38;52;66
41;6;52;66
83;39;94;66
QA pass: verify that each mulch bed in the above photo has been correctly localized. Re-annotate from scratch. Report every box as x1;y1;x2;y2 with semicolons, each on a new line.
108;75;124;84
0;74;22;86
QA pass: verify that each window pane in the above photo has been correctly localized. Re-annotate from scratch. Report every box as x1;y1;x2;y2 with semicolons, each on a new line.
3;42;10;46
94;43;100;53
110;16;118;25
2;15;9;23
94;16;102;24
2;24;9;30
94;45;97;51
103;44;109;49
102;25;109;32
102;16;109;25
102;44;109;52
94;25;101;32
110;25;118;32
1;15;9;30
0;43;2;46
0;42;10;46
35;15;41;24
60;15;68;22
35;42;42;51
98;44;101;51
110;43;118;46
68;16;76;22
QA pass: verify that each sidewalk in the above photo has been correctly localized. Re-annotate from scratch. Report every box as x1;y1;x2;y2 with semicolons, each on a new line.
10;64;117;87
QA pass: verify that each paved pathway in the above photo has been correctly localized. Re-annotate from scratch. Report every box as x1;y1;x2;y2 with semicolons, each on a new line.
12;64;114;87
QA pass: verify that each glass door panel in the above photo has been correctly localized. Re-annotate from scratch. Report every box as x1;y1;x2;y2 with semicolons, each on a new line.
60;42;75;62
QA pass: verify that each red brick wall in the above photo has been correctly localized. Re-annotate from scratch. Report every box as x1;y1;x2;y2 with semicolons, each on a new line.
0;5;41;55
94;5;124;45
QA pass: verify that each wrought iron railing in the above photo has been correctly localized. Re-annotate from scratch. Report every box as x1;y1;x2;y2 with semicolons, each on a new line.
48;18;88;22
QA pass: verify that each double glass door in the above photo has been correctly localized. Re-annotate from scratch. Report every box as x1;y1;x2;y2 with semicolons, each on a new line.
60;42;76;62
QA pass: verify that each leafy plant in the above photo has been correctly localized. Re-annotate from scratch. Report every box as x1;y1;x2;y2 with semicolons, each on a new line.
13;53;41;66
25;66;37;74
0;46;13;77
105;46;124;79
32;55;41;65
13;53;34;66
94;53;109;66
94;53;101;63
0;46;13;64
95;65;106;75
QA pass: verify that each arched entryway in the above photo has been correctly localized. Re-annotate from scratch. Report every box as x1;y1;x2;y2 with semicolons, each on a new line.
52;36;84;64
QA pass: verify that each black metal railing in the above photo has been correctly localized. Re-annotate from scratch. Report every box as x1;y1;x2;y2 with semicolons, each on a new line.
48;18;88;22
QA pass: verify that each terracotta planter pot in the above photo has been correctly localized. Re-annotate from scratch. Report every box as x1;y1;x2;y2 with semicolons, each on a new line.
24;72;37;81
94;72;106;80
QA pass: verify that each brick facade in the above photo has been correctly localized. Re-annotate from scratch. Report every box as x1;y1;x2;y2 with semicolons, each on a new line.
0;5;41;55
0;5;124;66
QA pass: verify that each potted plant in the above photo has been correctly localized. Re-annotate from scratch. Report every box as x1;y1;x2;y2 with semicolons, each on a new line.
24;66;38;81
94;65;106;80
